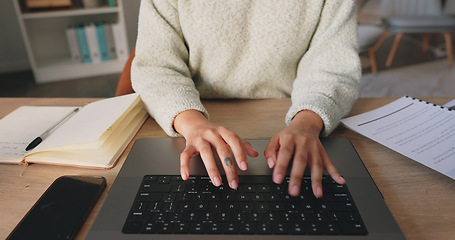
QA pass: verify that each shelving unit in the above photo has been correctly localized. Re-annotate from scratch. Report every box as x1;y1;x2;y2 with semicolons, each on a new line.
12;0;129;83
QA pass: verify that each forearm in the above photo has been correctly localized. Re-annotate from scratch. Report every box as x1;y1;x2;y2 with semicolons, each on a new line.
132;0;208;137
288;0;360;136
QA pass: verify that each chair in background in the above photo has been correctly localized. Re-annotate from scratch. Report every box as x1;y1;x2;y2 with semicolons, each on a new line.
358;24;386;74
115;47;136;96
368;0;455;74
357;0;387;74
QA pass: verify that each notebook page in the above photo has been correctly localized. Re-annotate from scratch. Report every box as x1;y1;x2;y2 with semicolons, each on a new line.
33;93;140;152
0;106;77;161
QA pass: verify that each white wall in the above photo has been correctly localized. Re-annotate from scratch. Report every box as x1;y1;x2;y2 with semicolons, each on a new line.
123;0;141;52
0;1;30;73
0;0;141;74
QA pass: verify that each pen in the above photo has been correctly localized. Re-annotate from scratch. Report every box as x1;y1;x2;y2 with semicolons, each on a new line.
25;107;80;151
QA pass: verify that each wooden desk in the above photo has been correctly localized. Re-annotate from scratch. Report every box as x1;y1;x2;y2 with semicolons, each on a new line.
0;97;454;240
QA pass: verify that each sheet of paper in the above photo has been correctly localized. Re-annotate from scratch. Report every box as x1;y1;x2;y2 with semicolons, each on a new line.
341;96;455;179
0;106;77;160
443;99;455;108
33;93;140;151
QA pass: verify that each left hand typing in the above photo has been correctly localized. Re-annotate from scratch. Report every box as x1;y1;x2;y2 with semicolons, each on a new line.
264;110;346;198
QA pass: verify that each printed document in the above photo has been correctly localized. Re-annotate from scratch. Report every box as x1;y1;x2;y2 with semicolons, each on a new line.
341;96;455;179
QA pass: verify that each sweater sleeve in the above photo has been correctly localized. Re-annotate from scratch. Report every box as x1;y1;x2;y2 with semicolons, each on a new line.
286;0;361;136
131;0;209;137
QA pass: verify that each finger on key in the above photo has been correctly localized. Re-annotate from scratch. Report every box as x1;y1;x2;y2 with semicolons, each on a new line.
288;147;309;197
264;136;280;169
198;142;223;187
273;139;295;184
321;148;346;185
309;152;324;198
180;145;197;181
208;132;238;189
219;127;250;171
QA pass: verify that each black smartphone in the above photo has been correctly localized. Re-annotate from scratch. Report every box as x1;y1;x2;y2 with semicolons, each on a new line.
7;175;106;240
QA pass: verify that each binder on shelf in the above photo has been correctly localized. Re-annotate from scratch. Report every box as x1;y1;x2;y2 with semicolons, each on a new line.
111;21;128;60
95;23;110;62
85;23;101;63
65;26;81;63
103;23;117;60
107;0;117;7
75;25;91;63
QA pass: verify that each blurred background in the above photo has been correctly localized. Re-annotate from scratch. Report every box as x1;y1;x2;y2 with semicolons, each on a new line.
0;0;454;98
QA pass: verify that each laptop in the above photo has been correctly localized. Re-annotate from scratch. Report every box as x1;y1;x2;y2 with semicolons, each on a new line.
86;137;405;239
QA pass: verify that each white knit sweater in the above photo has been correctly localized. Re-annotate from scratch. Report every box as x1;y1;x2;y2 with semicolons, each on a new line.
132;0;361;137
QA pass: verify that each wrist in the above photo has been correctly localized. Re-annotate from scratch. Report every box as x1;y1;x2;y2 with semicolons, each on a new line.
290;110;324;135
174;110;210;136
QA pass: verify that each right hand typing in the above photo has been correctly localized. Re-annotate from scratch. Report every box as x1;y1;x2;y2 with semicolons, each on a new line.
174;110;258;189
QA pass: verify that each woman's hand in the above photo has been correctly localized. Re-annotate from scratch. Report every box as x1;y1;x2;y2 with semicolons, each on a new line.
264;110;346;198
174;110;258;189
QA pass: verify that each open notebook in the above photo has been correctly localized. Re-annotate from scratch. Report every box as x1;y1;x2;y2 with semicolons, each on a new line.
0;93;148;169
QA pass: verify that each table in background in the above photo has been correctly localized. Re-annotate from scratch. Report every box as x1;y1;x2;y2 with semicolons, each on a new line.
0;97;454;240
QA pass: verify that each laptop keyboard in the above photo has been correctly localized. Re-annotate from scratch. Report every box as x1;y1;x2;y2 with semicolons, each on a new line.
122;175;368;235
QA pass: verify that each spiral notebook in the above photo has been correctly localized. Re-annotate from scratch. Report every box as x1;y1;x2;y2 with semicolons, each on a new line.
341;96;455;179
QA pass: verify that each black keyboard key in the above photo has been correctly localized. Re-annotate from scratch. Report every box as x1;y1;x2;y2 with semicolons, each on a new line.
168;212;183;222
132;201;148;211
257;222;273;234
290;223;305;234
193;202;209;211
136;192;162;202
214;211;231;221
342;223;368;235
156;223;173;233
141;222;156;233
142;184;172;193
173;222;189;234
122;221;141;233
273;223;291;234
189;223;205;234
239;222;256;234
184;211;200;221
304;223;324;234
324;223;342;235
333;202;355;212
151;212;167;221
157;176;171;184
206;223;221;234
221;222;238;234
148;202;163;212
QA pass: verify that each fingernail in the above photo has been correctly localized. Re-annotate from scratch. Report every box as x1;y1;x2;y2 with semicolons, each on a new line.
267;157;275;168
181;172;188;180
290;185;299;196
213;176;222;187
240;161;248;171
339;176;346;184
273;173;283;184
230;179;238;189
316;186;323;198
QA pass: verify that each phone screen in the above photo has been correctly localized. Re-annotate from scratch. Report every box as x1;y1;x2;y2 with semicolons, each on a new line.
7;175;106;240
